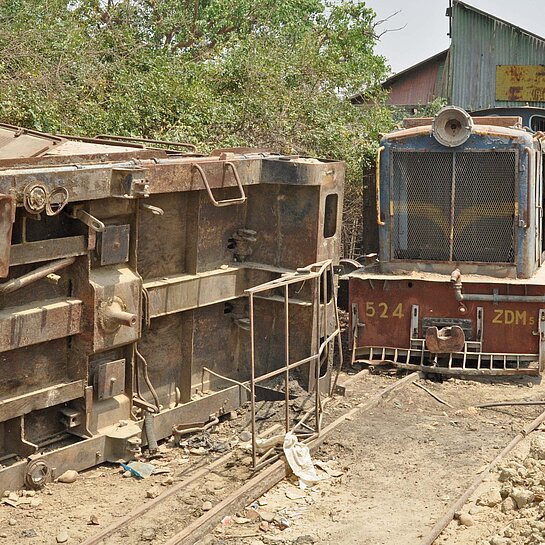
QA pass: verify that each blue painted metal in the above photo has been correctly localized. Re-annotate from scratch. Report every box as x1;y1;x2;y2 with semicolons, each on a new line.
377;122;537;279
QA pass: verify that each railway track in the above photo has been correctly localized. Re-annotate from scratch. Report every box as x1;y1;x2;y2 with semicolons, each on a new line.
81;371;421;545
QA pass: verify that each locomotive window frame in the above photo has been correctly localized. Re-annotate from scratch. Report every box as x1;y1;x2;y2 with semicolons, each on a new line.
388;148;519;267
530;115;545;133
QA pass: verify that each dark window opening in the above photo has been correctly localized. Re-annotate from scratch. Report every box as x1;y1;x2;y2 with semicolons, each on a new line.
323;194;338;238
531;116;545;132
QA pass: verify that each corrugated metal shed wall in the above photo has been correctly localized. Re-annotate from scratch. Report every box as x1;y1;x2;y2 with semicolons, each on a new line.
450;1;545;110
385;56;445;106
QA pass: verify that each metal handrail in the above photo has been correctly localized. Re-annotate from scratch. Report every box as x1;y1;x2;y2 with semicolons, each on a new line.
193;161;247;207
95;134;197;151
376;146;385;226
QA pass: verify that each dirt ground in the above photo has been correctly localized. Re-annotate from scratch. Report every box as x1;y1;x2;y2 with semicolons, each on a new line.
210;373;545;545
2;371;545;545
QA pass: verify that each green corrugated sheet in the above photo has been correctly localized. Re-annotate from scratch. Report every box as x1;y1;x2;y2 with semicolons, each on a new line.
450;0;545;110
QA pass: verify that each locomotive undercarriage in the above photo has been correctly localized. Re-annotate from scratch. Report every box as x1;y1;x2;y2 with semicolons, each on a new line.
0;129;344;492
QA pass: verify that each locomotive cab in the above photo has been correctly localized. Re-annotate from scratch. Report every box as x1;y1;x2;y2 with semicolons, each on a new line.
349;106;545;376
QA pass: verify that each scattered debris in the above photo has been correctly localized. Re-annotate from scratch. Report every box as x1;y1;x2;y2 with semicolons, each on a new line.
121;461;155;479
283;433;321;489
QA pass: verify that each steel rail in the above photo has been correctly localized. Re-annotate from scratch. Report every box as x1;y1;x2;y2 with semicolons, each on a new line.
164;371;422;545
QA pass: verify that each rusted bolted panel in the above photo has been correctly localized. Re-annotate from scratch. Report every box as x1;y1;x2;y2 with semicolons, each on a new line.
0;130;344;492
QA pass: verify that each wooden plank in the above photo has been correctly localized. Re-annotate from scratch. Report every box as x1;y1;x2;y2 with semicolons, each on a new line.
10;236;87;266
0;298;82;352
0;380;84;421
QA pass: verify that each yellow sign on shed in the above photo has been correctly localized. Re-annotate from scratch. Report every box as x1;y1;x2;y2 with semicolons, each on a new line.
496;65;545;102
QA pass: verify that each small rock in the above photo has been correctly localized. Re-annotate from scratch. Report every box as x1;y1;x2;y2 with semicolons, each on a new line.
146;487;160;499
502;497;516;512
239;431;252;442
122;471;132;478
57;470;78;484
295;536;316;545
0;534;6;539
273;516;290;530
490;537;511;545
202;501;213;511
260;511;275;523
499;468;518;483
30;498;42;508
8;519;16;526
530;436;545;460
469;505;482;515
259;521;270;532
162;477;174;486
21;529;38;538
88;515;99;526
478;488;502;507
511;488;534;509
56;531;69;543
141;528;156;541
459;513;474;527
190;447;207;456
245;507;260;521
22;490;35;498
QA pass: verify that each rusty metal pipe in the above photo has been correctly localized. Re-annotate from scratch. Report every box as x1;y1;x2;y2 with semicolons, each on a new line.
0;256;75;295
450;269;545;303
102;304;137;327
172;417;219;437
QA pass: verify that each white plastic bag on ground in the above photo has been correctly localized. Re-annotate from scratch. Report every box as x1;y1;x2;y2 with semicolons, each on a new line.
283;432;324;489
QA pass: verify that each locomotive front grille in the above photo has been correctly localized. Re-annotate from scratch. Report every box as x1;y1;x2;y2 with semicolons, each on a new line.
392;151;516;263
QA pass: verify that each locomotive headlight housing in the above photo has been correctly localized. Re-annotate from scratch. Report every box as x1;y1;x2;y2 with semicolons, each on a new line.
432;106;473;147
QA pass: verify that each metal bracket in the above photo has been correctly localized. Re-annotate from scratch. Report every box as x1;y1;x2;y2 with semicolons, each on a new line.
411;304;419;339
476;306;484;343
193;162;247;207
539;309;545;372
67;206;105;232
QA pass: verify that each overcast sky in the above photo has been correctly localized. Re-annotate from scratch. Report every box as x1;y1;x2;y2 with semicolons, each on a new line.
364;0;545;74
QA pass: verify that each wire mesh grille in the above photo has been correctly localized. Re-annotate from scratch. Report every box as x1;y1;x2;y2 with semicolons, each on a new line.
453;153;516;262
393;152;452;260
392;151;516;263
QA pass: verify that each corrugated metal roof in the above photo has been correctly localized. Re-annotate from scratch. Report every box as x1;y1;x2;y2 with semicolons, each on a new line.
450;0;545;110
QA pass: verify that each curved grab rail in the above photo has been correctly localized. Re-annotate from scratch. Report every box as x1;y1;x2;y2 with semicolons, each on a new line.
193;161;247;207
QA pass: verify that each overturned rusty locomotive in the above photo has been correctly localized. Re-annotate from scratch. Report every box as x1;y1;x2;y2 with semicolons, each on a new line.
0;126;343;491
349;106;545;376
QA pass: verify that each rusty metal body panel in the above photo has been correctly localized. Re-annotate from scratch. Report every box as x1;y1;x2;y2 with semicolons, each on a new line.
0;130;344;492
348;106;545;376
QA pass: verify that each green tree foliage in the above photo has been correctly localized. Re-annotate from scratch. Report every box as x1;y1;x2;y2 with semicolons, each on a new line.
0;0;392;190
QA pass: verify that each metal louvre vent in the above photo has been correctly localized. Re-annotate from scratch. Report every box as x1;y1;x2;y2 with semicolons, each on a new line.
392;151;516;263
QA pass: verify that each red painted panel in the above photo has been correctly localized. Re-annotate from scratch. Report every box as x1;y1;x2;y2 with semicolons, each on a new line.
349;277;542;355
